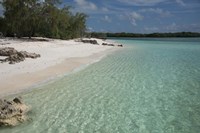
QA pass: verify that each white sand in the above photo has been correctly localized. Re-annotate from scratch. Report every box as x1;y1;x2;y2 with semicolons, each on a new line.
0;38;118;97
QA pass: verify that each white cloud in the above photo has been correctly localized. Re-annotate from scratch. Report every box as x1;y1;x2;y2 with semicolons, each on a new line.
189;24;200;32
164;23;200;32
166;22;178;31
102;15;112;23
87;27;93;32
176;0;185;6
102;7;109;12
118;14;126;20
74;0;97;11
144;27;159;32
100;29;107;32
117;0;166;6
128;12;143;26
139;8;171;17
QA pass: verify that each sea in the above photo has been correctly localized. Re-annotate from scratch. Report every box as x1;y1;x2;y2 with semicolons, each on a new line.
1;38;200;133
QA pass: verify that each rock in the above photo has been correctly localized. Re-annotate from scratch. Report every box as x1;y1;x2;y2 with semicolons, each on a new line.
117;44;123;47
0;43;10;45
20;51;40;59
81;39;98;45
8;53;25;64
13;97;22;104
0;97;30;127
102;43;115;46
0;47;40;64
107;43;115;46
0;47;17;56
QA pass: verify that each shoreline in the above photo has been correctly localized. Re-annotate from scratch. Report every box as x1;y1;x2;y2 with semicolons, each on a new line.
0;38;120;98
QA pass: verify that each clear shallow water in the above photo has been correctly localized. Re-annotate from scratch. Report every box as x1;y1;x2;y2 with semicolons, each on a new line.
1;38;200;133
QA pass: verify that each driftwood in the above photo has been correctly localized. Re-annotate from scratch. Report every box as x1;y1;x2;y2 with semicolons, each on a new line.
0;47;40;64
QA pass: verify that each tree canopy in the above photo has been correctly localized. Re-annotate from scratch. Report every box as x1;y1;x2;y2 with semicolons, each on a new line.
0;0;87;39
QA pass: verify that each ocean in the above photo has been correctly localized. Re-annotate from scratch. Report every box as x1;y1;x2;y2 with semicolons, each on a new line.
1;38;200;133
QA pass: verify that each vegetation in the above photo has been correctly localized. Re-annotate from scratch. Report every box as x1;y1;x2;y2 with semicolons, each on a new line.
0;1;199;39
0;0;87;39
91;32;200;38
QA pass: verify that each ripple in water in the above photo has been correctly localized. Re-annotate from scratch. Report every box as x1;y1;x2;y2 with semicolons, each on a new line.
1;38;200;133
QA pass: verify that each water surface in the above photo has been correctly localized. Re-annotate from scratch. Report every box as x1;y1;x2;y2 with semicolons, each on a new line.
1;38;200;133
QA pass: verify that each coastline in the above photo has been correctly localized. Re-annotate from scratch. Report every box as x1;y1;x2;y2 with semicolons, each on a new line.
0;38;120;98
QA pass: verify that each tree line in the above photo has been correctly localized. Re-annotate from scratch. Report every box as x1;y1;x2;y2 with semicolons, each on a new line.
90;32;200;38
0;0;87;39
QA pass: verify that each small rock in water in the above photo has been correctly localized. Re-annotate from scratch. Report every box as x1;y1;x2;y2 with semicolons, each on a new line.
13;97;22;104
0;97;30;127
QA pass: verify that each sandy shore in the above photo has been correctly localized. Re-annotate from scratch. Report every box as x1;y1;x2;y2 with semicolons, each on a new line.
0;38;119;98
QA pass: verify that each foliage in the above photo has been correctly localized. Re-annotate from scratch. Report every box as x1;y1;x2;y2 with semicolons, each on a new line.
91;32;200;38
0;0;87;39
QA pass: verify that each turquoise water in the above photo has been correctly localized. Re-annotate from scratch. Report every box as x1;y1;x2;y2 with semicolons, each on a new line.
1;38;200;133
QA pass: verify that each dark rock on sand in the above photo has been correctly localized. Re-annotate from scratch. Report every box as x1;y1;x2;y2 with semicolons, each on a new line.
107;43;115;46
81;39;98;45
0;97;30;127
20;51;40;59
102;43;115;46
0;47;17;56
102;43;123;47
0;47;40;64
117;44;123;47
6;52;25;64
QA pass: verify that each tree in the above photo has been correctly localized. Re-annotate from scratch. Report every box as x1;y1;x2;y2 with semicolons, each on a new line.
2;0;40;38
68;13;87;38
0;17;5;33
0;0;87;39
45;0;61;5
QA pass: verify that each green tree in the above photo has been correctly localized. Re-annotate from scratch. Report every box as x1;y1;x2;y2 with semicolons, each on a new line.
2;0;39;38
68;13;87;38
1;0;87;39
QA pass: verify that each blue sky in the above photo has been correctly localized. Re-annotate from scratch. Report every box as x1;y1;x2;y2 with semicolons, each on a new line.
1;0;200;33
63;0;200;33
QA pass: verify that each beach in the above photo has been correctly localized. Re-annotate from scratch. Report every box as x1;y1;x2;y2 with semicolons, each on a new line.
0;38;118;98
0;38;200;132
0;0;199;131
